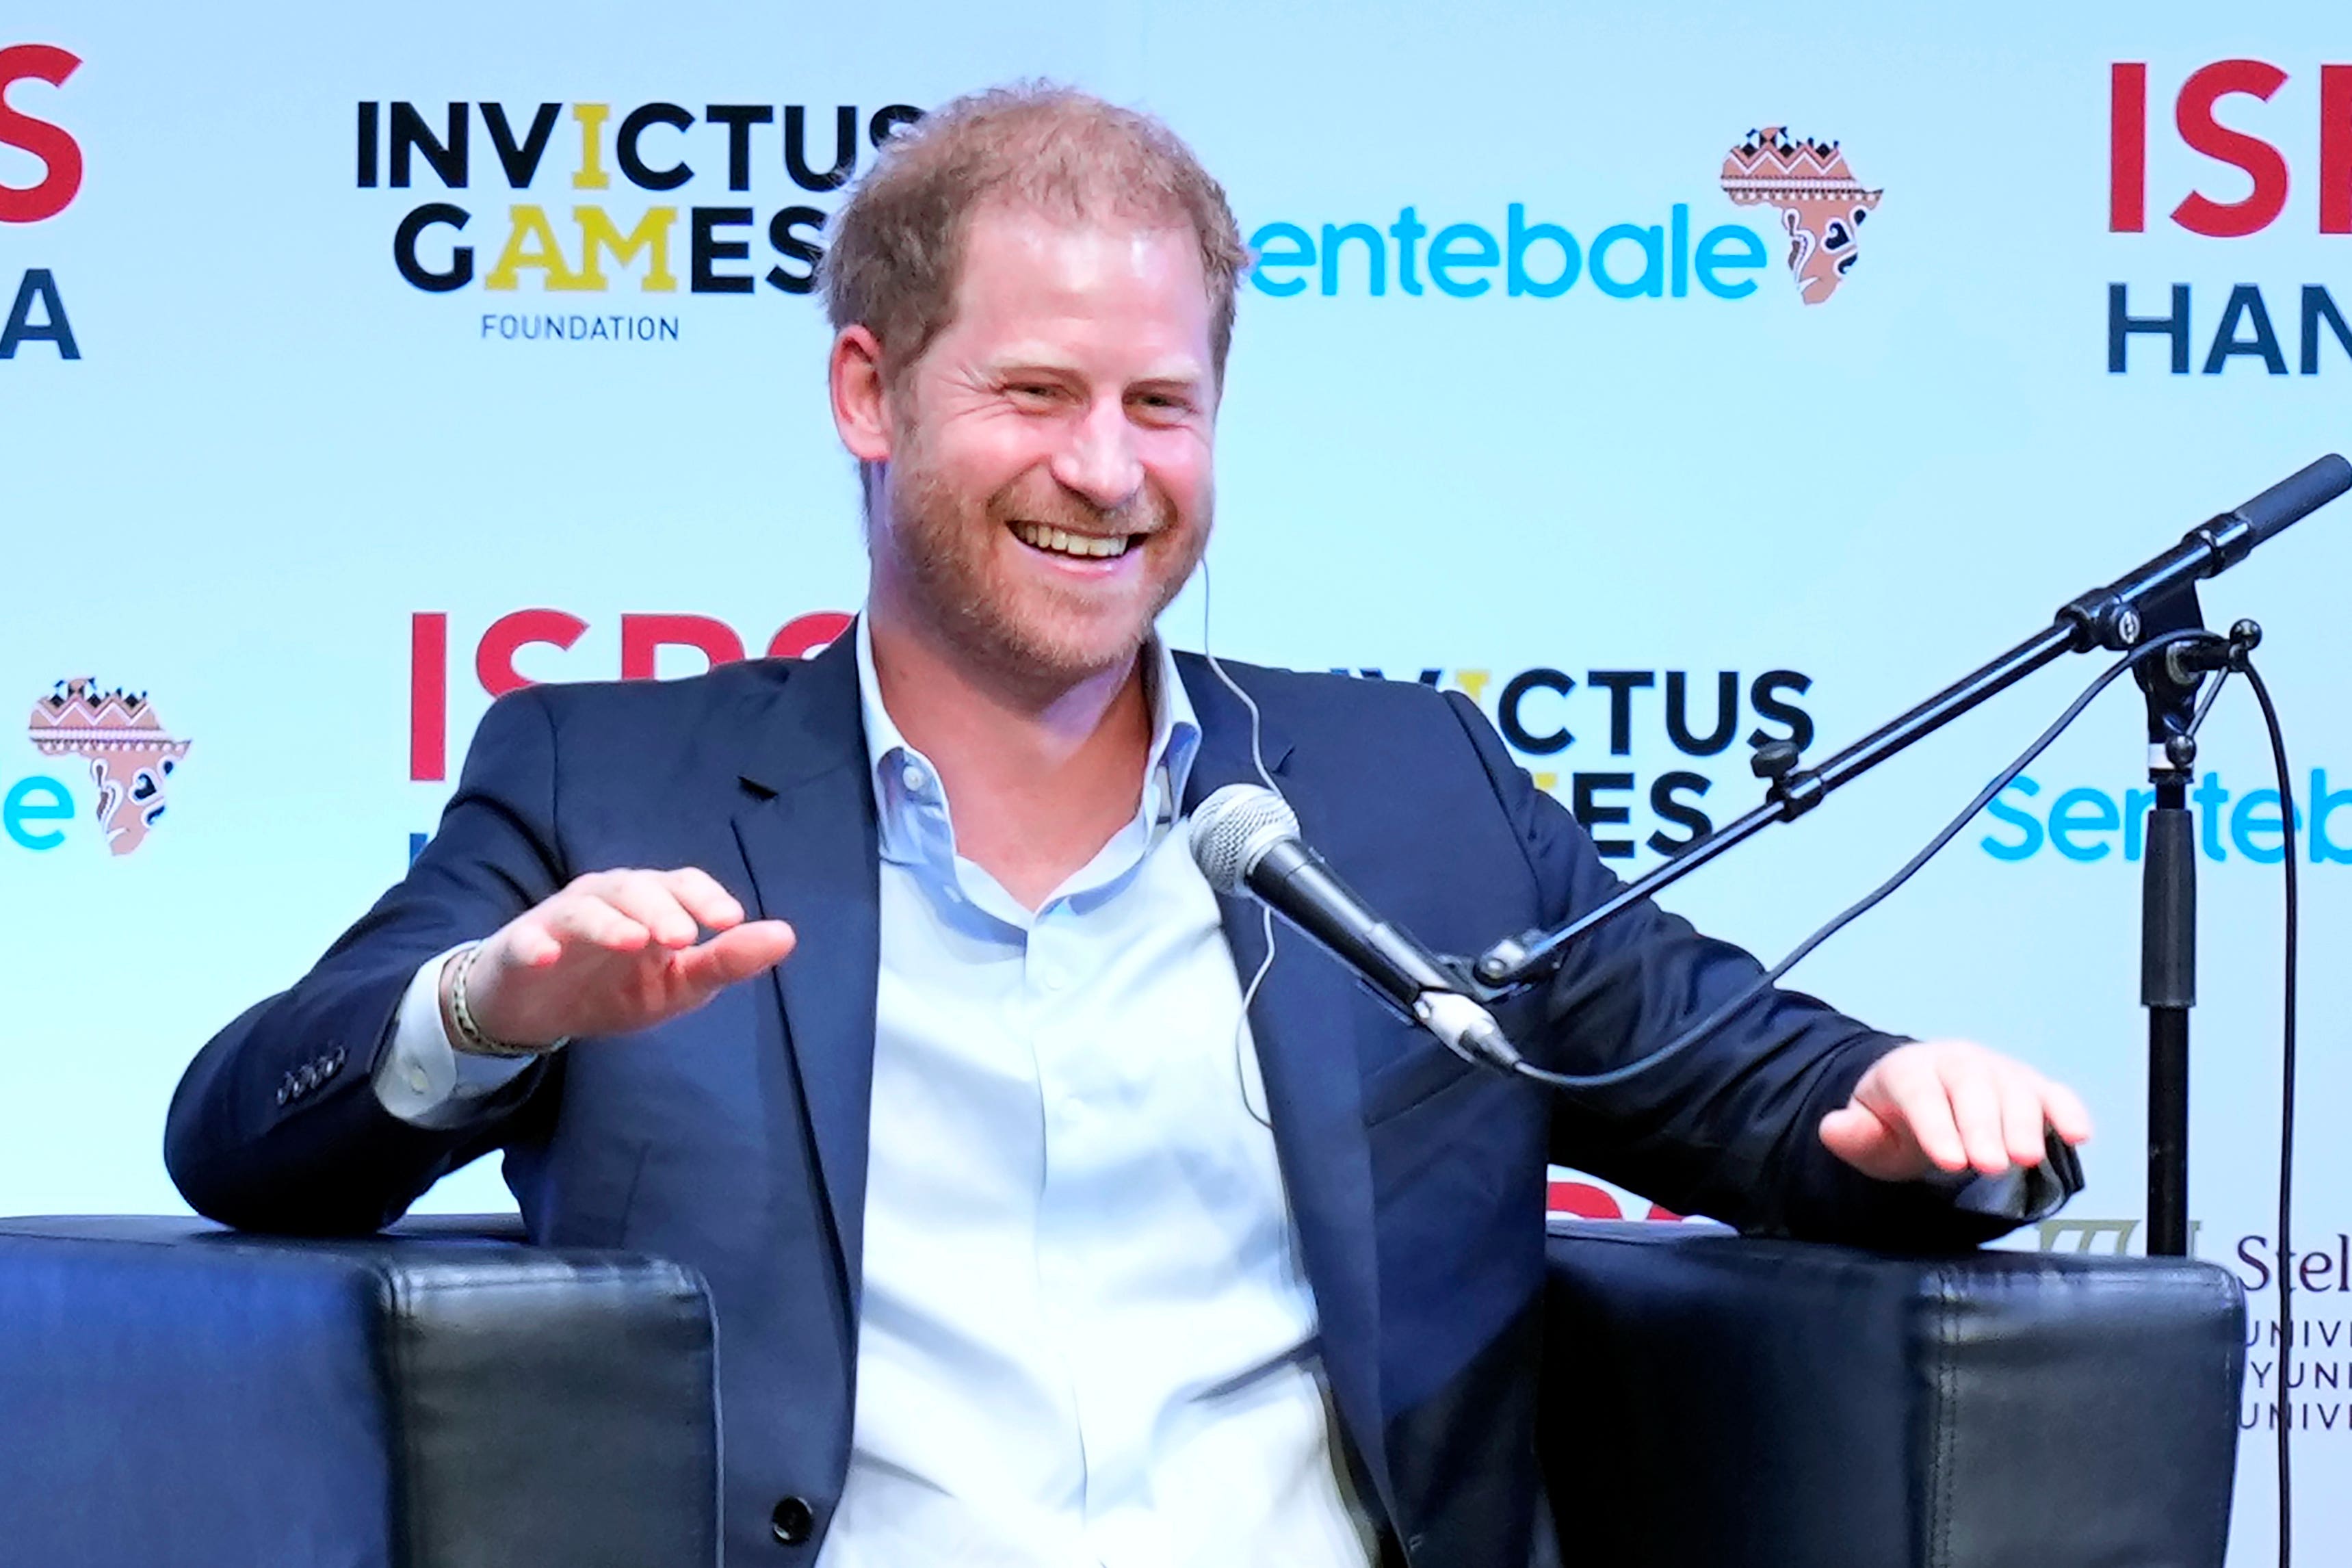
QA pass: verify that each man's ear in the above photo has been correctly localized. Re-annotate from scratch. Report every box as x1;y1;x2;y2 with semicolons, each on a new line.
830;325;893;462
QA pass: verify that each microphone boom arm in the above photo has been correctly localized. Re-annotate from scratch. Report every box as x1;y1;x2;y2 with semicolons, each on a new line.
1472;453;2351;993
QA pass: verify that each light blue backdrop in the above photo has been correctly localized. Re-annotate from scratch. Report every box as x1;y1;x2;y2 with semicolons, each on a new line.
3;3;2342;1558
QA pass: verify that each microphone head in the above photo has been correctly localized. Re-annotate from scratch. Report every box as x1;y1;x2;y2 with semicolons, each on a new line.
1188;783;1299;895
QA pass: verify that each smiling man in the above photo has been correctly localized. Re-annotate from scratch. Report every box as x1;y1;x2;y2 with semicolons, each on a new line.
168;86;2090;1568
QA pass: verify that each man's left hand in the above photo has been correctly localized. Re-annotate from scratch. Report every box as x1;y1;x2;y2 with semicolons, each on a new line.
1818;1039;2093;1182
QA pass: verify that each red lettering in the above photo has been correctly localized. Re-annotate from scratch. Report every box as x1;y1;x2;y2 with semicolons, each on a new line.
1547;1181;1621;1220
2323;66;2352;234
475;608;587;697
2171;59;2291;238
767;610;854;659
619;613;746;680
451;607;850;710
2112;62;2148;231
410;612;447;782
0;44;82;224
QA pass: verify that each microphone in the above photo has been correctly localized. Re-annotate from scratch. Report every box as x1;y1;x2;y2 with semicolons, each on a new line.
2175;452;2351;575
2230;452;2350;551
1189;783;1524;1071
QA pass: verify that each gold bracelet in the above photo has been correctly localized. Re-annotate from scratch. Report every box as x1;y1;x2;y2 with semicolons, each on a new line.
449;941;564;1058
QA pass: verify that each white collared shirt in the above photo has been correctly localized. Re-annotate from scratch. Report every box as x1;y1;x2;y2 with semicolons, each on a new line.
828;620;1374;1568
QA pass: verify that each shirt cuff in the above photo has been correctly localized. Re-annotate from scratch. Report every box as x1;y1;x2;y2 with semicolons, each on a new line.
373;945;537;1130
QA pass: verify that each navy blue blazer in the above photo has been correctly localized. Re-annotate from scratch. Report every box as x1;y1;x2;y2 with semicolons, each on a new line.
167;634;2004;1567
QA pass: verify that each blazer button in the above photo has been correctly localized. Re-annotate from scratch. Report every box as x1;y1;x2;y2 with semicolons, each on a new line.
770;1495;815;1545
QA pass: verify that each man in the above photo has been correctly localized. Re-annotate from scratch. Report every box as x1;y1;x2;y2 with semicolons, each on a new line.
168;86;2091;1567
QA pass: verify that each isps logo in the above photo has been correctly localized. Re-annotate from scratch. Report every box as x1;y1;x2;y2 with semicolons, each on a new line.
408;607;852;781
0;42;83;361
358;99;920;337
2107;60;2352;375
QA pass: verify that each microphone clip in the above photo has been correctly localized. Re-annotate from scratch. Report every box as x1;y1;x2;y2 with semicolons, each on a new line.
1750;737;1825;819
2160;618;2261;685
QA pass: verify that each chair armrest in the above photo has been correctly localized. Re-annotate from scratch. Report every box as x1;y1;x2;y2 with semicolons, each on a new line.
0;1214;719;1568
1539;1218;2246;1568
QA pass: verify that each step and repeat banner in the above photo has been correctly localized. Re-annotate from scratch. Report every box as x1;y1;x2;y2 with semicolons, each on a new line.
3;1;2345;1557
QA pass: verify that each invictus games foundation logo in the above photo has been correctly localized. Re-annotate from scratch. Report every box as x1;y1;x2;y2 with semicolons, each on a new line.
26;679;191;854
1719;127;1881;305
354;99;922;342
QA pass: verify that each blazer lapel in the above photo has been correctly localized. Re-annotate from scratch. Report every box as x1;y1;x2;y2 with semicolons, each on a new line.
731;634;882;1317
1179;655;1396;1520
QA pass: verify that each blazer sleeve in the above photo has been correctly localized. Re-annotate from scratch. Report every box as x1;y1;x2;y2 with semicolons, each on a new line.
1440;692;2015;1251
164;687;571;1234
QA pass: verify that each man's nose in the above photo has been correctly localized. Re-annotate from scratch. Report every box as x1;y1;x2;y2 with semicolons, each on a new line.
1049;395;1145;514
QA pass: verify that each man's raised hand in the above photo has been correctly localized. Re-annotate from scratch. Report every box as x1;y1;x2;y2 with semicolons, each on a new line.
441;867;796;1052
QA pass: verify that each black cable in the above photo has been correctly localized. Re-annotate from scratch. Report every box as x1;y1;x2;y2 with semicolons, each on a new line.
1500;631;2299;1563
1511;629;2214;1095
2242;661;2298;1568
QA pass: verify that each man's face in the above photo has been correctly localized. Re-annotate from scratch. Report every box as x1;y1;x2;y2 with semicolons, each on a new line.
865;205;1217;692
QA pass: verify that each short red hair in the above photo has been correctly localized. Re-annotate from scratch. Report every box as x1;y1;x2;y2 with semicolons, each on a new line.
822;83;1249;387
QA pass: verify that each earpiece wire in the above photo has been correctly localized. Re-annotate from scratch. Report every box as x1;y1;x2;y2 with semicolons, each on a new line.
1198;556;1281;1127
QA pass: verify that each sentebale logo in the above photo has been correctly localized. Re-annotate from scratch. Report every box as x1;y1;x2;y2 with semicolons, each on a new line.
1718;127;1881;305
1242;122;1883;306
25;679;192;854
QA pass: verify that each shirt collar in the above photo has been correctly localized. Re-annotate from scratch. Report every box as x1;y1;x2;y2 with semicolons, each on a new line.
854;613;1203;867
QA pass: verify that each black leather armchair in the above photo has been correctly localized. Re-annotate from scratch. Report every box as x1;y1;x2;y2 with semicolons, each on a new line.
0;1215;718;1568
0;1214;2245;1568
1539;1220;2246;1567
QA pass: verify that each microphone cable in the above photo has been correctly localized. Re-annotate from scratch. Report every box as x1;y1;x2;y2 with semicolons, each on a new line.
2242;659;2299;1568
1508;628;2214;1095
1500;627;2303;1567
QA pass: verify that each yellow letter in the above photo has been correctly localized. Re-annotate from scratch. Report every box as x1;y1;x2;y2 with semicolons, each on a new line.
575;206;679;292
484;205;586;291
571;103;611;190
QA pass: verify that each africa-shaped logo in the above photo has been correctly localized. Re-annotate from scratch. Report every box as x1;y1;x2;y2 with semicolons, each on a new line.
1719;128;1881;304
26;679;192;855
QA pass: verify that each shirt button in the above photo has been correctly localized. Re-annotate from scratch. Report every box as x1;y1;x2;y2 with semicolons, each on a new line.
770;1495;816;1545
900;762;927;794
1039;968;1069;993
406;1064;431;1094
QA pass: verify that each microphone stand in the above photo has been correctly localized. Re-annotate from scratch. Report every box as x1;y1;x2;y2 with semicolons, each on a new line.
1472;457;2349;1257
2131;606;2259;1257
